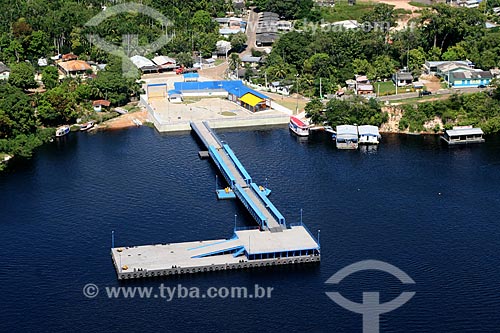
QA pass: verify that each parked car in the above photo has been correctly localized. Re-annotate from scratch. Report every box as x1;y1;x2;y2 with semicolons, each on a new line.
421;90;432;96
478;84;487;88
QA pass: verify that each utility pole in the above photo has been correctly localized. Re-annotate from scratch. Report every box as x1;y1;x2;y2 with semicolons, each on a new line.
295;74;300;114
396;72;398;95
320;77;323;99
407;47;409;70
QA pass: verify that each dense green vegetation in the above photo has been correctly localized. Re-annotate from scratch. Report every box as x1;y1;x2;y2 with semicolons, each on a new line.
399;88;500;133
262;3;500;134
306;96;388;127
0;0;232;167
260;4;497;97
318;2;378;22
253;0;315;19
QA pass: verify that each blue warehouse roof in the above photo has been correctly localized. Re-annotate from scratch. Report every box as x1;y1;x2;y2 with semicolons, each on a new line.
173;80;269;100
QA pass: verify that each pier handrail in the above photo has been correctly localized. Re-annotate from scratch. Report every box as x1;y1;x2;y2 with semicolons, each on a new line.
234;184;268;227
250;182;286;226
208;145;237;186
203;121;225;147
223;144;252;184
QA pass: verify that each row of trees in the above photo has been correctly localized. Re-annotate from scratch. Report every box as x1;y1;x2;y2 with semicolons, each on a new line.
399;86;500;133
0;0;233;65
1;0;236;165
304;85;500;134
256;4;499;97
0;56;142;163
305;97;388;128
253;0;315;20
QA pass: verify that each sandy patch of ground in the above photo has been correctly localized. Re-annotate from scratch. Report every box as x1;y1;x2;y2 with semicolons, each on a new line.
419;75;442;92
378;0;420;10
98;110;148;130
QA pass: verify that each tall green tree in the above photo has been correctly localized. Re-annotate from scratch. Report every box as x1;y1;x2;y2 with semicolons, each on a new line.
305;98;325;124
8;62;37;90
41;66;59;90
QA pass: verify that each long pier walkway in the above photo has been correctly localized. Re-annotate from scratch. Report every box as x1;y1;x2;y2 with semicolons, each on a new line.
191;121;284;232
110;122;320;280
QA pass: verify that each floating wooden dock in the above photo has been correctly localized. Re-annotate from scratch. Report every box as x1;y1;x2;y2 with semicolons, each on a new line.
111;121;320;279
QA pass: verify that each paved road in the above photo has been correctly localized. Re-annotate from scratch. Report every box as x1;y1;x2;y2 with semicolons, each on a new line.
243;7;268;56
378;87;491;102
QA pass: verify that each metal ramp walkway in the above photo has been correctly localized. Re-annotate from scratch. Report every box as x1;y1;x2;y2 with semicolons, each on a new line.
190;121;285;232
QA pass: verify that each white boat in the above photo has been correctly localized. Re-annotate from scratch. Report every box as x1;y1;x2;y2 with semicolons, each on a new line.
80;121;95;131
335;125;359;150
324;126;336;135
55;125;70;137
132;118;143;126
441;126;485;145
358;125;381;145
289;116;309;136
115;107;128;115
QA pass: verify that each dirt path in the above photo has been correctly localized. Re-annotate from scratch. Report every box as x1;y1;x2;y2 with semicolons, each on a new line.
243;7;269;55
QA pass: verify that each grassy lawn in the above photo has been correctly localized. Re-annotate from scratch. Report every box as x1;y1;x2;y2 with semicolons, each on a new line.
375;81;396;95
320;1;376;22
277;99;308;113
215;59;225;66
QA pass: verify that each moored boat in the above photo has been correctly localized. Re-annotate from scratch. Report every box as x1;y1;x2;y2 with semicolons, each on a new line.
80;121;95;132
441;126;485;145
324;126;336;135
289;116;309;136
55;125;70;137
335;125;359;149
358;125;381;145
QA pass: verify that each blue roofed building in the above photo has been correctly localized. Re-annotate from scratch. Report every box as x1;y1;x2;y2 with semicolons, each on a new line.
183;72;199;82
171;80;271;112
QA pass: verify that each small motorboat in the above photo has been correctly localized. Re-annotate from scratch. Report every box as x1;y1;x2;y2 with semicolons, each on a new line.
55;125;70;137
115;107;128;115
80;121;95;132
132;118;143;126
324;126;336;135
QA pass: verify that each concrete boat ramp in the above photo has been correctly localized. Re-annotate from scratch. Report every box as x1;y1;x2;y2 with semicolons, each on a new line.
111;121;320;280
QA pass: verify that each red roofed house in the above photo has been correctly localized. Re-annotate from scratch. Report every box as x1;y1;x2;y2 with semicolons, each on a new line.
58;60;92;78
62;53;78;61
93;100;111;112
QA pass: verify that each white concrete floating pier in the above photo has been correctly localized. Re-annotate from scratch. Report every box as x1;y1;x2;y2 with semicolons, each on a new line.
112;226;320;280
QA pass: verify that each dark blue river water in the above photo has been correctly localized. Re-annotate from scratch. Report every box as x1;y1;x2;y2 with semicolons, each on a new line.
1;127;499;332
